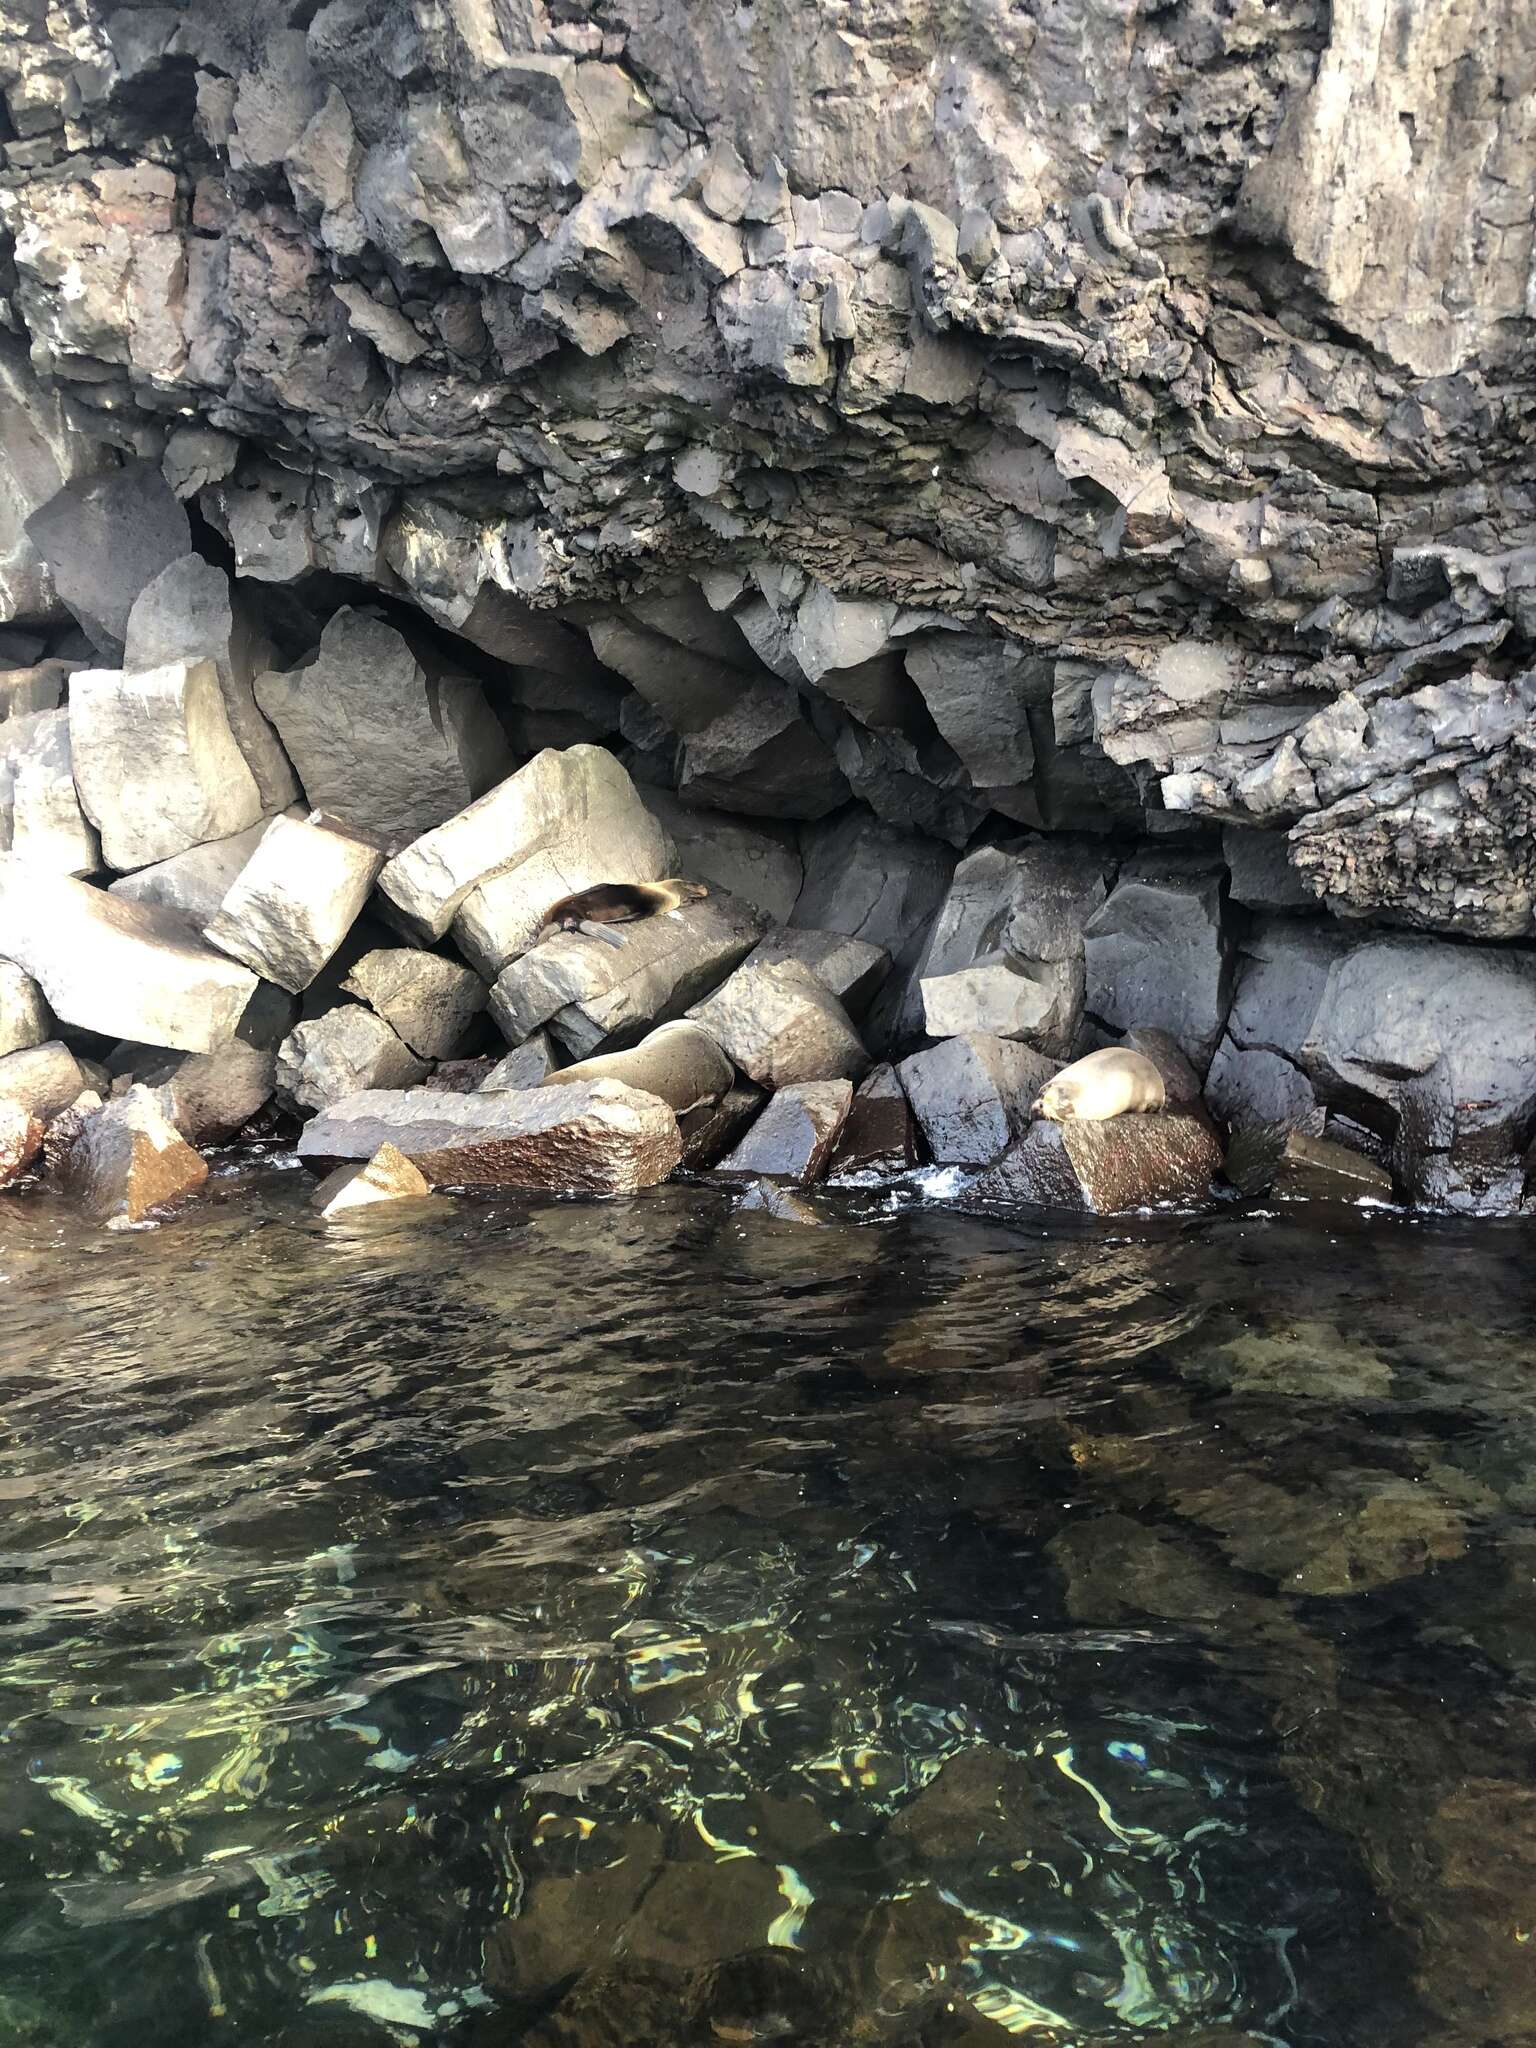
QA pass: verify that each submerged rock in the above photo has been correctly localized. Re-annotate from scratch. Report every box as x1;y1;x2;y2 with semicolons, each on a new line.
717;1079;853;1183
737;1179;824;1224
56;1084;209;1225
1226;1124;1396;1206
311;1142;433;1218
298;1081;682;1194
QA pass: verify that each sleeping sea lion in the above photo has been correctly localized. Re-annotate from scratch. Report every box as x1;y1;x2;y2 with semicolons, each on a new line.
1033;1046;1166;1123
535;878;708;946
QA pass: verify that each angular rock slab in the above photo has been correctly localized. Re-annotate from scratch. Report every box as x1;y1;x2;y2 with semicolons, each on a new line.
827;1063;923;1181
0;857;258;1053
717;1079;853;1183
298;1081;683;1195
24;461;191;659
679;684;850;821
741;928;889;1015
540;1021;734;1116
1204;1035;1324;1135
6;709;99;874
677;1081;766;1169
1083;854;1232;1071
109;814;282;931
205;815;384;993
896;1034;1058;1166
0;959;50;1056
640;791;802;923
495;893;764;1059
124;555;298;812
56;1084;209;1225
380;745;648;942
254;609;509;845
964;1112;1223;1215
482;1032;561;1091
1226;1124;1396;1206
921;955;1078;1048
0;659;70;721
0;1040;89;1122
312;1143;434;1219
276;1008;428;1114
109;1040;278;1146
341;947;487;1060
688;958;867;1089
70;659;264;871
0;1097;43;1185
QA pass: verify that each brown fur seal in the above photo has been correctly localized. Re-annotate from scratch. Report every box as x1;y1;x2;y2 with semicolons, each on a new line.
1033;1047;1166;1122
535;878;708;945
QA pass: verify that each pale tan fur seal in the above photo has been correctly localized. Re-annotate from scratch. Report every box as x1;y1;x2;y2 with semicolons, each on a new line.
535;878;708;946
1033;1047;1166;1122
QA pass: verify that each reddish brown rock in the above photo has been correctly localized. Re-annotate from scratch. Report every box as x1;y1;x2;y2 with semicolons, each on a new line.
55;1084;209;1224
311;1143;434;1218
0;1096;44;1184
963;1110;1222;1215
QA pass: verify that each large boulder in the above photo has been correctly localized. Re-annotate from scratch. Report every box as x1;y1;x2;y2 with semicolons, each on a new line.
896;1033;1058;1166
0;333;112;626
254;609;510;844
964;1112;1223;1215
493;891;764;1058
1225;1124;1396;1206
677;681;849;819
0;858;258;1052
827;1063;923;1180
109;1038;280;1147
109;814;281;930
640;791;802;922
204;815;385;992
688;958;867;1089
123;556;299;812
0;961;49;1056
276;1007;428;1113
0;1040;90;1122
539;1020;734;1116
55;1084;209;1225
4;708;99;874
298;1081;683;1194
717;1079;853;1182
740;928;889;1015
920;956;1077;1047
793;807;955;1045
340;947;487;1060
452;786;674;977
69;659;265;871
1204;1036;1325;1135
311;1143;434;1218
1083;852;1232;1071
380;745;646;942
23;460;190;658
903;632;1042;800
0;1097;43;1186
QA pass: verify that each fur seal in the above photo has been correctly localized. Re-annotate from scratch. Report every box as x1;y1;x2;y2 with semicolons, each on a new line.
535;878;708;945
1033;1047;1166;1123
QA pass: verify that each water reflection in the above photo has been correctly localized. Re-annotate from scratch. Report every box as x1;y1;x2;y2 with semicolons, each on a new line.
0;1172;1532;2045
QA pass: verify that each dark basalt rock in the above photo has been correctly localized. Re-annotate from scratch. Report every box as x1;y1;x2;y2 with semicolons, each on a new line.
1226;1123;1397;1206
964;1111;1223;1215
827;1063;923;1180
716;1078;853;1183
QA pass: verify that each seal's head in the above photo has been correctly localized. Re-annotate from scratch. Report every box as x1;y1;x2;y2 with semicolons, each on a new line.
675;880;709;904
1033;1075;1080;1122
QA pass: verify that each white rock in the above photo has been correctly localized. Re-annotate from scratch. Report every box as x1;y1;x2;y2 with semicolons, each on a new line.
109;814;284;930
312;1143;434;1218
379;745;647;943
0;960;50;1056
8;708;100;875
0;856;258;1053
277;1008;429;1113
69;658;265;870
205;815;385;992
340;947;488;1060
0;1039;88;1120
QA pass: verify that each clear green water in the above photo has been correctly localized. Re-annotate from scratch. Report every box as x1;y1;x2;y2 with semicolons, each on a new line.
0;1167;1533;2048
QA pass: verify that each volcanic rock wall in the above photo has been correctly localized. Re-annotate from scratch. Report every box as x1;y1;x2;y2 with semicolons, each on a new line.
1;0;1535;1213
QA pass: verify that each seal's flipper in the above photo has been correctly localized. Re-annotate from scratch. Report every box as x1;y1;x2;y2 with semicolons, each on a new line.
580;920;630;949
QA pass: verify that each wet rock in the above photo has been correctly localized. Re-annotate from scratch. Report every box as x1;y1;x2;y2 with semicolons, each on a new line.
482;1032;561;1091
1175;1470;1466;1596
340;948;487;1061
1083;853;1232;1070
0;1097;43;1185
494;892;763;1059
717;1079;853;1182
276;1007;427;1114
827;1063;923;1180
484;1824;665;2001
452;780;673;977
254;609;510;844
123;556;298;812
23;461;190;659
640;793;803;923
106;1036;282;1147
311;1143;433;1219
896;1033;1056;1165
677;1081;766;1168
55;1084;209;1226
1225;1124;1396;1205
109;815;282;931
205;815;385;993
0;1040;89;1122
736;1179;824;1224
380;746;645;943
689;957;867;1089
0;859;259;1053
964;1111;1223;1214
298;1081;682;1194
539;1020;733;1116
739;927;889;1015
0;961;49;1056
69;660;264;871
4;709;98;874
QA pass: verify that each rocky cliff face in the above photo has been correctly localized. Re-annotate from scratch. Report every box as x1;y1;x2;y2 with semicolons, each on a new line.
1;0;1535;1213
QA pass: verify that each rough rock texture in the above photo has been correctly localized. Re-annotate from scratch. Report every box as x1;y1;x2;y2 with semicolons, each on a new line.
641;794;802;923
827;1063;923;1180
23;463;189;658
298;1081;682;1194
716;1079;853;1183
0;1040;89;1122
340;947;487;1060
56;1084;209;1225
482;1032;561;1092
0;1096;43;1185
0;857;258;1053
0;960;50;1057
966;1111;1223;1215
109;814;281;930
4;707;99;874
897;1033;1058;1166
205;814;385;993
689;958;867;1089
277;1007;428;1114
312;1142;433;1218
